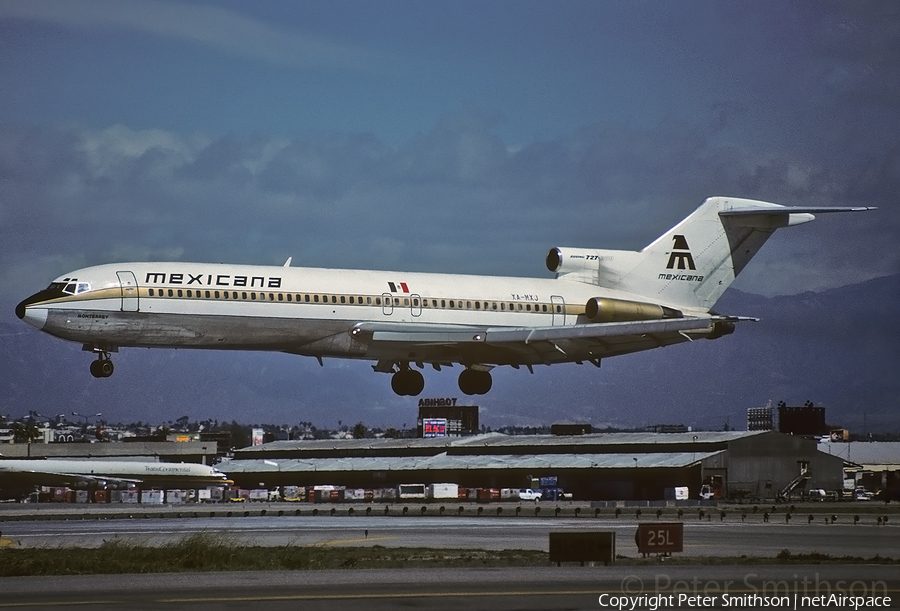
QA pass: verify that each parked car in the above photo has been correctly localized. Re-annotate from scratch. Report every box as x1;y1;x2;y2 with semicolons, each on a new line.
518;489;542;501
854;488;873;501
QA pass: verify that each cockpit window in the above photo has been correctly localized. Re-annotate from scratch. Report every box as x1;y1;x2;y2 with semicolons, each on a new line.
49;280;91;295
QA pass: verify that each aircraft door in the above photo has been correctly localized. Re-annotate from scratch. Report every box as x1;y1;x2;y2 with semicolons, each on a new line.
117;271;139;312
381;292;394;316
411;294;422;317
551;295;565;326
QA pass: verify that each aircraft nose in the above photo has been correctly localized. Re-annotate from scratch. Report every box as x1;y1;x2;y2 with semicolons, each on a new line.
16;291;53;329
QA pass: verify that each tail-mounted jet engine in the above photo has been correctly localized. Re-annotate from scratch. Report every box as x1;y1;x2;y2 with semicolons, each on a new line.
546;247;604;275
584;297;683;322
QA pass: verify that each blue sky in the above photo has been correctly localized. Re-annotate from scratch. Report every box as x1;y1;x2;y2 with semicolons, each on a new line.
1;1;898;428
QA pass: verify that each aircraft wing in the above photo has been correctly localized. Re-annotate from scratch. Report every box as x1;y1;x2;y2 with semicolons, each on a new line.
352;315;736;367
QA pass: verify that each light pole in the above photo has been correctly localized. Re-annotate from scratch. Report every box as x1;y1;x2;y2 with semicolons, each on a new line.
71;412;102;440
71;411;102;425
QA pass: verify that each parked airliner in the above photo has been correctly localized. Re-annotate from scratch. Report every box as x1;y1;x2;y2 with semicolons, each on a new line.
16;197;872;396
0;458;230;499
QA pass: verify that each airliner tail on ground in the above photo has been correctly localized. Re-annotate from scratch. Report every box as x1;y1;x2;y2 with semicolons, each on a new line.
16;197;873;396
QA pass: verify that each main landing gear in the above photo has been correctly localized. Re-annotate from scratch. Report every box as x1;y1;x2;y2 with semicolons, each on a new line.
391;368;425;396
457;368;492;395
387;364;493;396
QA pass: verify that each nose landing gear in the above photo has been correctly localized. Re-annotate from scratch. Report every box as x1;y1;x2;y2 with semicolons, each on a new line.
89;354;114;378
85;345;115;378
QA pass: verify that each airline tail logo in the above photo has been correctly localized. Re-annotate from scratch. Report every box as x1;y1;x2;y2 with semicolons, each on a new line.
666;235;695;270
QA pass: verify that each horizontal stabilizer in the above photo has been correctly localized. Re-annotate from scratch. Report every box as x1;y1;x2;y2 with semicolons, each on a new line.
720;206;876;216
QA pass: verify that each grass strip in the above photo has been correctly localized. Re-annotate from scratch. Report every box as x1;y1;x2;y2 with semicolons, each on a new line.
0;534;896;576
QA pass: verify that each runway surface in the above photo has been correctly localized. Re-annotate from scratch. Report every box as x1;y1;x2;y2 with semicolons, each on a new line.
2;512;898;609
2;514;898;558
1;566;898;611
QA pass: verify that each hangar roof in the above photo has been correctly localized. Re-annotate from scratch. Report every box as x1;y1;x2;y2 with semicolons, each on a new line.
220;451;723;475
817;441;900;470
234;431;762;459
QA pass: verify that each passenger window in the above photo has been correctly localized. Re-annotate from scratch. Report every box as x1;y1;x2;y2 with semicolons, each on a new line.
375;297;381;305
475;302;481;309
340;296;346;304
206;291;211;298
168;289;174;297
177;290;183;297
214;291;220;298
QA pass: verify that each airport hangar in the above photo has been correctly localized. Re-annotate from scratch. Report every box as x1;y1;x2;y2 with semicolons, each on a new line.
221;431;844;502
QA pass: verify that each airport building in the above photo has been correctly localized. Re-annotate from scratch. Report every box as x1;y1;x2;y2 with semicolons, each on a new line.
221;430;845;502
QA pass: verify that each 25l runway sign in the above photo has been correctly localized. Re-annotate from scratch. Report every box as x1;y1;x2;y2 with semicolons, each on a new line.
635;522;683;555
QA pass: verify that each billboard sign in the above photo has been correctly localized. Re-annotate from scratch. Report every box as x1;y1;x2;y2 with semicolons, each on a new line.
423;418;447;438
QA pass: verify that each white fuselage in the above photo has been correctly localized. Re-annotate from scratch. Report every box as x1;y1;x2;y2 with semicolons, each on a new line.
20;261;685;364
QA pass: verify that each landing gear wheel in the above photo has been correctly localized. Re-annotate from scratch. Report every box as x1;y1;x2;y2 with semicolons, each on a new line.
90;357;114;378
458;369;492;395
390;369;425;396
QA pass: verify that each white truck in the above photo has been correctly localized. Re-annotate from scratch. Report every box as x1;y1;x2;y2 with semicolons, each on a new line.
518;488;542;501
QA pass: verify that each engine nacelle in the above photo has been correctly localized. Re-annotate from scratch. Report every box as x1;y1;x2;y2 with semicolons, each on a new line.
707;320;735;339
546;247;605;274
584;297;683;322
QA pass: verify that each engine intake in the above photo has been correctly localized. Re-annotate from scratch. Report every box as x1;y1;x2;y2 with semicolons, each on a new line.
546;247;604;274
584;297;683;322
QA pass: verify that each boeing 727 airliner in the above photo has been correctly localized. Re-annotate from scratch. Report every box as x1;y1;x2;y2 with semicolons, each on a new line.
16;197;873;396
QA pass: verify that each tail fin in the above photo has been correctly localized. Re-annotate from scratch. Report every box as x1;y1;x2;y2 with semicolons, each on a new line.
558;197;874;311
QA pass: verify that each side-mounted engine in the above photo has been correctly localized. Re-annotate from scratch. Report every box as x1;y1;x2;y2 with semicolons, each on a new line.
583;297;683;322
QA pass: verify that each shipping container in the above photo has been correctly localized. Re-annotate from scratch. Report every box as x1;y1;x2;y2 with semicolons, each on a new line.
167;490;187;504
248;489;269;502
397;483;427;499
428;483;458;500
141;490;164;504
500;488;519;500
344;488;367;501
121;490;140;504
